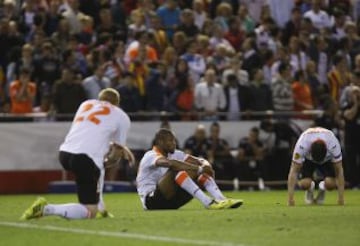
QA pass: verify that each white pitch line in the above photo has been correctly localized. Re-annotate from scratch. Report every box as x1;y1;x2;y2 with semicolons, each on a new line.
0;221;246;246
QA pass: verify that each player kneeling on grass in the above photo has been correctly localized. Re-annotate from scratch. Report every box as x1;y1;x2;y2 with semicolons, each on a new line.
287;127;345;206
20;88;135;220
136;128;243;210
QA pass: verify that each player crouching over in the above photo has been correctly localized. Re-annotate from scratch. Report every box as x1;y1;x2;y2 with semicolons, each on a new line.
287;127;345;206
20;88;134;220
136;128;243;210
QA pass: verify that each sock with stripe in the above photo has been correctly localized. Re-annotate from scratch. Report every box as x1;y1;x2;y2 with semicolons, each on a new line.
175;171;213;207
43;203;90;219
198;173;226;200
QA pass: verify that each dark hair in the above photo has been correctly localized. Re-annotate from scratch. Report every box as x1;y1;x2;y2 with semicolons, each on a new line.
278;62;290;74
310;139;327;162
154;128;174;145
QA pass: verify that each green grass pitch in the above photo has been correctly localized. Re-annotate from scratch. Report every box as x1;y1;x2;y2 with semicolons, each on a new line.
0;191;359;246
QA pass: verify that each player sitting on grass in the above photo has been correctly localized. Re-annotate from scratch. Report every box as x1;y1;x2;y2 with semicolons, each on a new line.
136;128;243;210
287;127;345;206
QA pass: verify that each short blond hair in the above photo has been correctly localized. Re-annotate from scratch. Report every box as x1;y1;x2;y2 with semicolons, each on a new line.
98;88;120;106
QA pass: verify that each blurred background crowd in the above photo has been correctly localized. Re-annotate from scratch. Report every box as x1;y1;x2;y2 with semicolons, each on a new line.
0;0;359;189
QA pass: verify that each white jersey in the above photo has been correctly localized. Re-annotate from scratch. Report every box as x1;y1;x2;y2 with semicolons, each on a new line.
292;127;342;165
136;148;188;209
60;99;131;169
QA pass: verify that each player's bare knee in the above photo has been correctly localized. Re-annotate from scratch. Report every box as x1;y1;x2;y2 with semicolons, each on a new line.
324;178;336;190
298;178;312;190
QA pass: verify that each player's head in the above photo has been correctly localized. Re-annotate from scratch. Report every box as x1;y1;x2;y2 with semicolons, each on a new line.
154;128;176;154
98;88;120;106
310;139;327;162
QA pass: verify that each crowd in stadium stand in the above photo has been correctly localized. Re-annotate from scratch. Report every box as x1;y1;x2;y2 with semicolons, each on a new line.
0;0;360;188
0;0;358;117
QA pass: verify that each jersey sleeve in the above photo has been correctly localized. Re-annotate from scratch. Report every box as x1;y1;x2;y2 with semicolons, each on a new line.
292;134;306;164
114;111;131;145
328;132;342;162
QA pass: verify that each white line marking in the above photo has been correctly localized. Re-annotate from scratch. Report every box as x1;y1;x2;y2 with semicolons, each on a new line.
0;221;246;246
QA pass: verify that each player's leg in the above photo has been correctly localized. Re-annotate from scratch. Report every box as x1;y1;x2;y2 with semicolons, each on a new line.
46;153;100;218
315;162;336;204
20;152;98;220
96;168;114;218
197;173;243;208
298;159;316;204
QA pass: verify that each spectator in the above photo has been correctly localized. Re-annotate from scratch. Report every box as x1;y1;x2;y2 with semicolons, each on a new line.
267;0;294;28
32;41;61;105
237;5;255;34
213;2;233;33
303;0;332;30
289;36;308;74
308;35;329;84
222;56;249;86
9;67;36;114
236;127;266;190
51;18;71;53
171;74;195;120
145;67;166;112
206;44;231;74
52;67;86;116
192;0;207;31
224;16;244;52
181;39;206;84
161;46;178;85
341;72;360;188
194;68;226;121
207;122;234;180
148;13;168;54
0;67;10;112
327;53;349;104
126;31;158;65
223;73;250;121
116;72;142;113
282;7;302;46
272;62;294;112
128;12;147;40
292;70;314;116
176;9;199;39
156;0;181;40
209;23;234;54
306;60;326;108
239;0;268;24
61;0;86;34
242;37;263;74
248;68;273;114
82;65;111;99
260;119;302;181
183;124;211;158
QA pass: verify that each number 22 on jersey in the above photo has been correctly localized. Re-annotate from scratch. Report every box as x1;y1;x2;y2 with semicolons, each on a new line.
75;102;110;125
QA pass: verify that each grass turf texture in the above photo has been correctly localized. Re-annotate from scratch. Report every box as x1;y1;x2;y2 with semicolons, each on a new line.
0;191;359;246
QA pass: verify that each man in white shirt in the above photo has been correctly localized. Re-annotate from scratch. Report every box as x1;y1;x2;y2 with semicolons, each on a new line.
303;0;332;30
83;65;111;99
287;127;345;206
195;69;226;120
137;128;243;210
21;88;135;220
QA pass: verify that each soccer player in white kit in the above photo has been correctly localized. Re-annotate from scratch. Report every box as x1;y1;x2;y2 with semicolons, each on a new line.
137;128;243;210
287;127;345;206
21;88;134;220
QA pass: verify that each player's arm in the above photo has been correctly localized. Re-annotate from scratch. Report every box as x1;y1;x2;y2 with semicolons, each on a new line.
104;142;135;168
155;157;211;175
287;161;302;206
333;160;345;205
184;155;215;177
